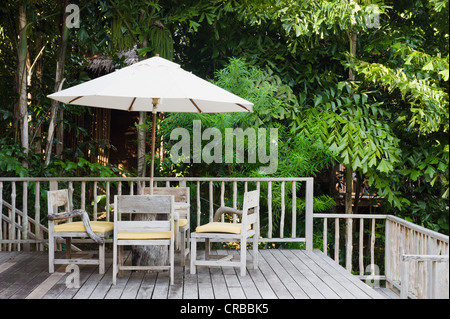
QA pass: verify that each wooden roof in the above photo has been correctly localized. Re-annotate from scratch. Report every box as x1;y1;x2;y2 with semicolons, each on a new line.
86;48;139;76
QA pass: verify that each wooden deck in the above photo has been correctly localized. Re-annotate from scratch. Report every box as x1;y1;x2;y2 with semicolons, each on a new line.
0;249;389;300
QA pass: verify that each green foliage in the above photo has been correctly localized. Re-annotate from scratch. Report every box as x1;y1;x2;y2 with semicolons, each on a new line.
0;0;448;235
50;157;128;177
0;141;29;177
160;58;336;179
158;58;337;237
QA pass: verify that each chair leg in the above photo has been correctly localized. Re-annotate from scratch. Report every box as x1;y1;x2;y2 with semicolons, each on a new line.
186;229;190;256
48;235;55;273
190;237;197;275
118;245;124;277
99;242;105;274
66;238;72;259
180;230;186;267
112;241;117;285
205;238;211;260
240;238;247;276
253;235;258;270
170;241;174;285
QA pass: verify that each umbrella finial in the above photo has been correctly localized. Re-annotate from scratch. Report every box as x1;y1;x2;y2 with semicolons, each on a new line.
155;53;159;57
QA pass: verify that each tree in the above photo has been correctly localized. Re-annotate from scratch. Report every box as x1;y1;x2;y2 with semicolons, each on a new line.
45;0;70;166
160;58;337;238
17;1;29;167
0;0;447;235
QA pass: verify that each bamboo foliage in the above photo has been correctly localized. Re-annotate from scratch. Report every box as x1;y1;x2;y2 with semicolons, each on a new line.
111;17;135;51
148;25;174;61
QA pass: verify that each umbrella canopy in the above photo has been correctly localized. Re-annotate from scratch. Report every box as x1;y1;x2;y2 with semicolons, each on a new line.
48;56;253;184
48;56;253;113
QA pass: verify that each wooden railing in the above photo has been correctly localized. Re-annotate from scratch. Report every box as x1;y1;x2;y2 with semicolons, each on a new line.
314;213;449;299
0;176;313;251
1;176;448;298
385;216;449;299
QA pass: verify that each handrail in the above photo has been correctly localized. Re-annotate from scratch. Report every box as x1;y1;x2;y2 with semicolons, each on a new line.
313;212;449;299
400;254;449;299
386;215;449;243
0;177;313;182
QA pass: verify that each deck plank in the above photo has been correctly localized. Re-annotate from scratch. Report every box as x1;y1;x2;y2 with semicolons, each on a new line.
274;249;325;299
311;249;384;299
167;265;184;299
280;249;339;298
55;264;98;299
208;250;230;299
152;272;170;299
292;250;355;298
197;267;214;299
302;250;371;299
1;253;48;299
0;250;387;299
260;250;309;299
135;271;158;299
258;250;293;299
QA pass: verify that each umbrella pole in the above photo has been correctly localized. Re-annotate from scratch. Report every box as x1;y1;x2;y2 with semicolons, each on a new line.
150;99;159;194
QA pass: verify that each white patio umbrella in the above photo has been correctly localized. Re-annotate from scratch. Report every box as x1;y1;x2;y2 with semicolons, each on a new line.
48;56;253;188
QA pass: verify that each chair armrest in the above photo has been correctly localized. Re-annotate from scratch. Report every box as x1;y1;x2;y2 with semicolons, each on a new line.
48;209;85;221
213;207;243;222
48;209;104;244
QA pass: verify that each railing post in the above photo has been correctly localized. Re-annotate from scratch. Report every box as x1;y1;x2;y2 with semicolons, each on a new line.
384;218;391;288
305;178;313;251
22;181;29;251
0;181;3;252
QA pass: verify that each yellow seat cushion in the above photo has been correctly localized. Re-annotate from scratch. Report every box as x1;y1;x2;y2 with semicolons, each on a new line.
117;231;171;240
178;219;188;228
195;222;250;235
54;221;114;233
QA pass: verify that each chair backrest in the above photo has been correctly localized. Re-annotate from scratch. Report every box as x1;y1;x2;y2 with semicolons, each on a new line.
143;187;189;203
114;195;174;233
241;190;260;233
144;187;190;220
47;189;70;215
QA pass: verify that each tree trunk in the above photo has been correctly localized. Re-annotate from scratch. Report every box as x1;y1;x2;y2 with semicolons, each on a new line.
345;166;353;215
329;164;339;213
17;1;29;168
345;31;357;272
345;31;357;216
132;37;167;267
354;171;362;214
137;111;147;178
45;1;69;166
132;213;168;267
348;32;357;80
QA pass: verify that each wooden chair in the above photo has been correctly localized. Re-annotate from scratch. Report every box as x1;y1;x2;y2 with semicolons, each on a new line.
47;189;114;274
144;187;190;266
190;190;260;276
112;195;175;285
